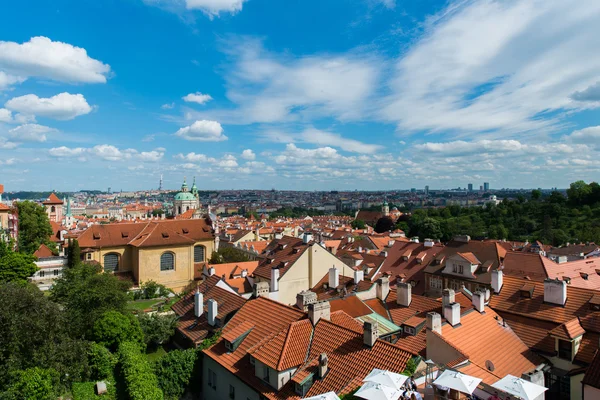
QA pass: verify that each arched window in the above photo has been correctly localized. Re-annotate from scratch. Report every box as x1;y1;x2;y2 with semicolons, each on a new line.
178;206;182;215
51;206;56;212
160;252;175;271
103;253;119;272
194;245;206;263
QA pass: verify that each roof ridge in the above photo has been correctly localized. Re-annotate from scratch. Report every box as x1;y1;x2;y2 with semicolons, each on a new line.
277;319;313;370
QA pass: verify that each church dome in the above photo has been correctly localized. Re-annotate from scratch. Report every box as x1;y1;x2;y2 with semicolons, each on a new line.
174;192;197;201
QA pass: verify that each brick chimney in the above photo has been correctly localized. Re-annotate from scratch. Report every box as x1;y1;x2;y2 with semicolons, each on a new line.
426;312;442;334
442;288;455;308
491;269;503;293
444;302;461;326
544;278;567;306
396;282;412;307
194;289;203;318
207;298;218;326
328;266;339;288
363;321;379;347
309;301;331;325
318;353;328;379
376;276;390;301
472;291;484;313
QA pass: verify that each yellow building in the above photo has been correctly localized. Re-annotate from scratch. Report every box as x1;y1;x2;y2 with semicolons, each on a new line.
77;219;215;292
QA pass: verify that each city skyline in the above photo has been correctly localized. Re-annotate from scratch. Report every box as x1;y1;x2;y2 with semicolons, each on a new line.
2;0;600;191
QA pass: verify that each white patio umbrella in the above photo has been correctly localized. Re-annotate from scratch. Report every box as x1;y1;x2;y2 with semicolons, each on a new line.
354;381;402;400
491;375;548;400
433;370;482;395
363;368;409;390
303;392;341;400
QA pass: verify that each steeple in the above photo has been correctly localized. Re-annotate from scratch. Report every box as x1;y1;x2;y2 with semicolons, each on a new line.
191;176;198;197
181;176;188;192
66;197;72;217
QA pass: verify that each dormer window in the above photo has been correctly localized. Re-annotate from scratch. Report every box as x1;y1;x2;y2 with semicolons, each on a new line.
558;339;572;360
519;283;534;298
294;374;314;396
404;326;416;336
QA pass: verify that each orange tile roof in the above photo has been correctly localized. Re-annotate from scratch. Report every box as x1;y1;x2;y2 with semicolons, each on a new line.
222;321;255;343
582;350;600;389
42;193;63;205
457;252;481;265
33;243;55;258
385;289;442;325
0;203;10;210
225;277;253;294
328;295;373;318
549;318;586;340
208;261;259;279
501;252;550;281
251;319;313;371
329;310;363;333
253;236;309;280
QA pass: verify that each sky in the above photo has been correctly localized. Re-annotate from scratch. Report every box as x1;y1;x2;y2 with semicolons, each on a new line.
1;0;600;192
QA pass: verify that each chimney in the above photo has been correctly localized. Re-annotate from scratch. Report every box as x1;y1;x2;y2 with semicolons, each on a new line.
303;232;313;244
427;312;442;335
253;282;270;298
194;289;203;318
318;353;328;379
207;299;218;326
309;301;331;325
208;266;215;276
241;269;248;278
484;288;491;302
424;238;435;248
472;291;485;313
444;302;461;326
442;288;455;308
296;290;317;311
454;235;471;243
328;267;339;288
353;268;364;284
376;276;390;301
270;268;279;292
411;237;420;243
358;246;363;253
544;278;567;306
363;321;379;347
396;282;412;306
388;239;395;247
491;270;503;293
381;251;388;257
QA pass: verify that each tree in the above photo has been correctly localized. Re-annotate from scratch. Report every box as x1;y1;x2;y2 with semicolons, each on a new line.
3;367;60;400
138;313;178;349
567;180;592;206
209;247;250;264
50;262;131;338
351;219;366;229
0;240;38;284
93;311;144;352
417;217;443;240
374;216;395;233
14;201;55;254
153;349;196;400
88;343;117;381
531;189;542;200
67;239;81;269
118;341;163;400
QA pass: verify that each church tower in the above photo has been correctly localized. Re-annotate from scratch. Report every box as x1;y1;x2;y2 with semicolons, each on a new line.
173;177;200;216
382;201;390;217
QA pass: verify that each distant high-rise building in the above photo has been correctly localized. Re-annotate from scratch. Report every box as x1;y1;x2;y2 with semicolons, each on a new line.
484;182;490;191
425;185;429;195
108;187;111;194
468;183;473;192
159;174;163;191
411;188;416;193
480;185;483;191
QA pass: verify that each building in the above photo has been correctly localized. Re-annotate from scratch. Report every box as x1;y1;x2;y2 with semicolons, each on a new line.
42;193;64;223
468;183;473;192
76;218;216;292
172;177;200;217
484;182;490;191
582;350;600;400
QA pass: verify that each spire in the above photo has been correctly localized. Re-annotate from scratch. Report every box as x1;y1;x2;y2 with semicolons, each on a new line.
66;197;72;217
191;176;198;196
181;176;188;192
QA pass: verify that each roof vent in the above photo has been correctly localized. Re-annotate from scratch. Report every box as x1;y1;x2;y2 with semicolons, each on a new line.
580;272;589;280
485;360;495;372
121;232;129;238
182;228;189;234
162;232;169;238
93;233;101;240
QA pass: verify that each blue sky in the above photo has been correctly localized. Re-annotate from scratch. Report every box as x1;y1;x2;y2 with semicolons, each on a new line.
1;0;600;191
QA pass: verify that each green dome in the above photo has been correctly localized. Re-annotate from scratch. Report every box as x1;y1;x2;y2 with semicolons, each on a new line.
175;192;197;201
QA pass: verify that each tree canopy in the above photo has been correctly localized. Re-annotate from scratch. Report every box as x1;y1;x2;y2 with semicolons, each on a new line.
0;240;38;284
209;247;251;264
374;216;395;233
15;201;55;254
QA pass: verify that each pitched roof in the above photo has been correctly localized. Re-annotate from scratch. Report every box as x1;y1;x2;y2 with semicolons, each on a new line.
582;350;600;389
42;193;63;205
253;236;310;280
328;295;374;318
501;252;550;281
33;243;55;258
250;319;313;371
549;318;586;340
0;203;10;211
457;252;481;265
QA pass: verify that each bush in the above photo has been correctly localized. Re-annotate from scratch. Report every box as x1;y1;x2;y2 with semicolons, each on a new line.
118;341;163;400
154;349;196;400
71;381;116;400
138;313;178;349
3;367;60;400
88;343;117;381
93;311;144;352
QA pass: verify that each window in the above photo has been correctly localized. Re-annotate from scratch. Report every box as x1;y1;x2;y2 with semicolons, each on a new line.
54;269;59;276
458;265;464;274
294;374;313;396
263;366;270;382
404;326;416;336
39;270;45;278
558;340;572;360
194;245;206;263
452;264;457;273
160;252;175;271
51;206;56;212
86;253;92;260
208;369;217;390
229;385;235;399
103;253;119;272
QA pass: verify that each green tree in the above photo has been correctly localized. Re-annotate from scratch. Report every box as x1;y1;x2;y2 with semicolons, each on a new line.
14;201;55;254
351;219;366;229
209;247;250;264
93;311;144;352
50;262;131;338
87;343;116;381
154;349;196;400
67;239;81;269
138;313;178;349
417;217;443;240
118;341;163;400
3;367;60;400
531;189;542;200
374;216;395;233
0;240;38;284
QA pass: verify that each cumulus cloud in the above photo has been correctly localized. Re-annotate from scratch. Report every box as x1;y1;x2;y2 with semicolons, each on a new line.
48;146;86;158
174;120;227;141
174;152;216;163
566;126;600;142
0;71;25;90
0;36;110;85
571;82;600;102
413;139;586;156
301;128;382;154
0;137;18;149
48;145;164;162
241;149;256;160
8;124;57;142
182;92;212;105
0;108;12;123
5;93;93;120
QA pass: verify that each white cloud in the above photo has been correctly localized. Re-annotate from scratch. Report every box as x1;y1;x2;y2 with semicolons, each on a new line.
413;139;586;156
161;102;175;109
182;92;212;105
185;0;246;18
174;120;228;141
0;36;110;85
137;149;165;162
0;71;25;90
241;149;255;160
566;126;600;142
571;82;600;102
48;145;164;162
0;108;12;123
49;146;86;158
0;137;18;149
5;93;93;120
380;0;600;137
175;152;216;163
300;128;382;154
186;38;381;124
8;124;57;142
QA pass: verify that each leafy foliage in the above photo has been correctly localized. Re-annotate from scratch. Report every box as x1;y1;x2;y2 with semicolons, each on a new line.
138;313;178;349
14;201;55;254
67;239;81;269
118;341;163;400
198;330;222;350
50;262;131;338
153;349;196;400
374;216;395;233
0;240;38;284
93;311;144;352
138;280;171;300
2;367;60;400
209;247;250;264
351;219;366;229
88;343;117;381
